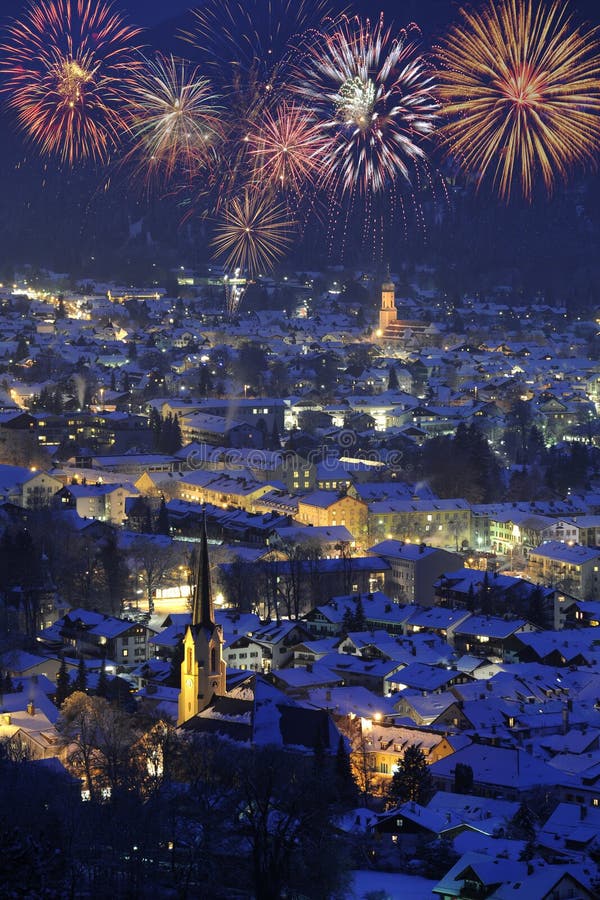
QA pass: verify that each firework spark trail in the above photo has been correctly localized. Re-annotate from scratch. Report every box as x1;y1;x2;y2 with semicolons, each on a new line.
247;100;328;197
125;53;222;189
0;0;142;166
436;0;600;200
292;13;439;199
211;189;294;277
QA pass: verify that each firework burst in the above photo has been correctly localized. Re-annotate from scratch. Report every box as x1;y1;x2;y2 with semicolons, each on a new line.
436;0;600;201
183;0;332;104
211;189;293;277
126;54;222;187
0;0;142;166
292;13;439;198
247;101;328;195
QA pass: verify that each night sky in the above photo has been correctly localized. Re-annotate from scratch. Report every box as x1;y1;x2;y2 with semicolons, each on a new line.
1;0;600;294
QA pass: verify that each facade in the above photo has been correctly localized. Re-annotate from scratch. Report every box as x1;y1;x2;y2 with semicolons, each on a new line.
297;491;368;537
0;465;62;508
175;470;274;512
368;498;471;551
369;540;463;606
45;610;155;667
528;541;600;601
55;483;136;524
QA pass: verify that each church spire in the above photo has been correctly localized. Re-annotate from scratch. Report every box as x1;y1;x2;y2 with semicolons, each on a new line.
191;511;214;630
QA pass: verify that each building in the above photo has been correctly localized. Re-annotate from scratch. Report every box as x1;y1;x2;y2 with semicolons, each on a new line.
369;540;463;606
528;541;600;601
38;609;155;667
297;490;368;537
55;482;137;525
176;470;275;512
368;498;471;551
376;277;435;346
0;464;62;508
177;518;227;726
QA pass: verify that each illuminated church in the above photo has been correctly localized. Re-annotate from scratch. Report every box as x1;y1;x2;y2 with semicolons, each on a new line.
177;518;226;726
377;271;432;345
177;517;341;753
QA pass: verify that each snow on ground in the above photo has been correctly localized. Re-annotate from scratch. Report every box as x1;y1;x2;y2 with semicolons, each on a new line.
347;870;437;899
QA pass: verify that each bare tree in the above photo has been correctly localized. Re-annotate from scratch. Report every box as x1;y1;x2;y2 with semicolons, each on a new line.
130;537;180;613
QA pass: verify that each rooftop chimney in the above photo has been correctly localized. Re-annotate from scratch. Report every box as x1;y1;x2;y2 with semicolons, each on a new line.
26;701;35;717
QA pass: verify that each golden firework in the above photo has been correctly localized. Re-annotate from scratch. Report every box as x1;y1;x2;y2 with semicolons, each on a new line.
436;0;600;200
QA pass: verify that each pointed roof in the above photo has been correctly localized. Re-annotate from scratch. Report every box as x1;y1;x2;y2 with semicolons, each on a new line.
191;512;215;631
382;263;394;291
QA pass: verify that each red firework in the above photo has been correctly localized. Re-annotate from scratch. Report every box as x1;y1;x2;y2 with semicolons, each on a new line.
0;0;143;165
247;100;328;196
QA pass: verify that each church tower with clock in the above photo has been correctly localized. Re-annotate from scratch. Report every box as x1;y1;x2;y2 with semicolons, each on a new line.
177;517;226;726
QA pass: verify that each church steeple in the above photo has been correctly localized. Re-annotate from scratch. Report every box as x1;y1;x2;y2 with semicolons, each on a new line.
192;513;215;630
379;267;396;333
177;510;227;726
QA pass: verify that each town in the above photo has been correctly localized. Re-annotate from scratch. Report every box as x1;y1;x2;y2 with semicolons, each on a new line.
1;261;600;897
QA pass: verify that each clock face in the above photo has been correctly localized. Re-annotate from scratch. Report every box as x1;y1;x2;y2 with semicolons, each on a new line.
186;678;193;688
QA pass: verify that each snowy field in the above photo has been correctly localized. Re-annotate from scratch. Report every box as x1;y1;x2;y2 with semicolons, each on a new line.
347;870;437;899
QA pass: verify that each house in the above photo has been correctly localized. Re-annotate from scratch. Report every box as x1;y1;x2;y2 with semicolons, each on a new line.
359;723;456;783
327;654;405;695
0;411;40;463
303;592;412;638
0;701;59;760
180;672;342;754
246;620;314;671
432;853;595;900
178;410;264;448
0;465;62;508
174;470;275;512
528;542;600;601
369;540;463;605
367;497;471;552
39;609;155;667
403;606;472;641
451;615;538;660
296;491;368;538
55;482;137;525
0;650;63;682
386;662;471;696
429;744;573;801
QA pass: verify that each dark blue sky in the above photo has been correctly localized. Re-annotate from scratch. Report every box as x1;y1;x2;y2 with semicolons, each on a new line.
3;1;599;31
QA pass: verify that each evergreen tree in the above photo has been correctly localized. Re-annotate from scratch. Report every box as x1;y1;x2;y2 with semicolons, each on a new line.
149;407;162;450
270;417;281;450
73;657;87;694
527;584;547;628
158;413;172;453
509;801;537;842
453;762;473;794
55;657;71;707
15;336;29;361
388;744;433;807
341;607;354;634
155;496;170;535
96;656;110;699
169;639;184;688
354;596;367;631
388;365;399;391
335;735;357;804
170;414;182;453
198;365;213;397
467;582;476;613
